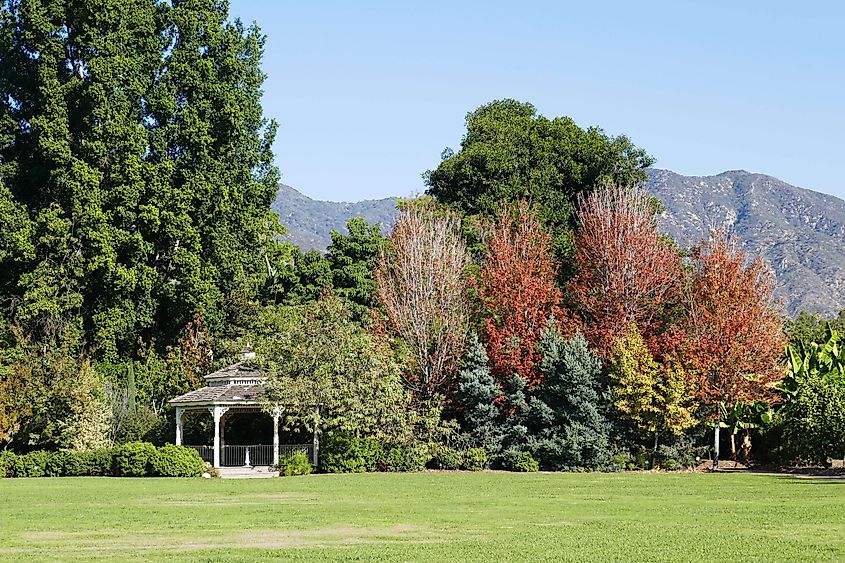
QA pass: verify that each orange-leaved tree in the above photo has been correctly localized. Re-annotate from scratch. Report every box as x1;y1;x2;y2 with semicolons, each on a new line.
680;231;785;467
568;184;683;359
375;199;470;402
478;201;563;388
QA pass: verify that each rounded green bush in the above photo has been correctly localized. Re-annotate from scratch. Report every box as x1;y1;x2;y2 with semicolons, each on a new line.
151;444;205;477
429;445;462;470
506;451;539;472
112;442;157;476
0;451;17;478
14;451;52;477
461;448;488;471
278;452;313;477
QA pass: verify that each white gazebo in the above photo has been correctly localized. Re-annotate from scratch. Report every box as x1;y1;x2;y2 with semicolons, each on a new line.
169;347;318;468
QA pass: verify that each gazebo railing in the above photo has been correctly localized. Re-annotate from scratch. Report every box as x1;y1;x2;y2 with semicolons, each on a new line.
186;445;214;464
186;444;315;467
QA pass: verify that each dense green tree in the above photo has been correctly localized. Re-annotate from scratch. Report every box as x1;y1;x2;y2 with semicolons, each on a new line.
327;218;386;318
779;327;845;464
425;99;653;270
0;0;280;360
455;335;503;455
523;328;611;470
257;296;415;441
786;310;845;351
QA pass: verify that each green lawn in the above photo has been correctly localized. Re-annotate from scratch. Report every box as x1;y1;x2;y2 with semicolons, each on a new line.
1;472;844;562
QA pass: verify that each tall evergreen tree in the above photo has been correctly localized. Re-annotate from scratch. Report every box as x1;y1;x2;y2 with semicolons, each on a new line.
327;217;385;318
0;0;280;359
455;334;503;455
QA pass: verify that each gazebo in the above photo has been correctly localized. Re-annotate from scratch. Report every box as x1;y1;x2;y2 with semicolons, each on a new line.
170;347;318;468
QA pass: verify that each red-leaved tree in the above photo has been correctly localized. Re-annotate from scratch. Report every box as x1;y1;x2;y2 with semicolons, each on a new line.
478;202;563;388
568;185;683;359
680;231;785;467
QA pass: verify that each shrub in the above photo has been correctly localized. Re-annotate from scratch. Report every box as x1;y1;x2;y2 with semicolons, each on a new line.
14;451;53;477
112;441;156;476
608;450;633;472
319;433;383;473
505;451;539;472
0;451;16;477
81;448;116;476
380;443;428;472
278;452;313;477
429;445;463;470
45;451;73;476
151;444;205;477
461;448;488;471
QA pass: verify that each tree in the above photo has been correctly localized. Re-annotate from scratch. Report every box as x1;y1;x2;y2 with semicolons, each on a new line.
607;324;696;450
478;202;563;388
259;296;414;441
455;334;503;455
568;185;683;359
526;328;611;470
375;199;470;401
327;218;386;319
680;232;785;467
425;99;653;271
0;0;280;359
778;327;845;465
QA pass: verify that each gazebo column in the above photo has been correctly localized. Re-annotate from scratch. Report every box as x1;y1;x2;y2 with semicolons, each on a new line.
175;407;184;446
209;406;229;468
272;408;281;466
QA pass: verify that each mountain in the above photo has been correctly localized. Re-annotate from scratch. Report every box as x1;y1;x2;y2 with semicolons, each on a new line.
647;169;845;317
271;184;398;252
272;170;845;317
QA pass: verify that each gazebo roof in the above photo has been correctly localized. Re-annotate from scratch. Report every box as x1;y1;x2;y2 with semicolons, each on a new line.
170;383;264;406
170;356;267;407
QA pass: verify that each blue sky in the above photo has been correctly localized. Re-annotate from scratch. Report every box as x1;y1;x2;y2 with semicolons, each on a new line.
228;1;844;202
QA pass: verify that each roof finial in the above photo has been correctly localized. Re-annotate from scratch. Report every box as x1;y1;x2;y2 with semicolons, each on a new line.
241;344;255;362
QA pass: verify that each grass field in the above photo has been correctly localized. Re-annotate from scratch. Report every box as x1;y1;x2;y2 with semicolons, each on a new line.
1;472;844;562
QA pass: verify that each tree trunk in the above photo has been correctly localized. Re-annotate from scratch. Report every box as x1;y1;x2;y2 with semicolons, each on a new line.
730;432;736;460
712;418;720;469
653;431;659;452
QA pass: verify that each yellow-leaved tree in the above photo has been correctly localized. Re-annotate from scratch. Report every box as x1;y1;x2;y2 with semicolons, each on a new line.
608;324;696;450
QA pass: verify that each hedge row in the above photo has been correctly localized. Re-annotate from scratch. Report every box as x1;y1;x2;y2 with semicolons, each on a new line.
0;443;206;478
319;434;488;473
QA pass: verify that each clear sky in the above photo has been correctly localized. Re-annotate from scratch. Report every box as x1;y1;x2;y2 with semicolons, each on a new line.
228;1;844;202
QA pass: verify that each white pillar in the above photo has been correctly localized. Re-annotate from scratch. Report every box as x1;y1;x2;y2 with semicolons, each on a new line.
272;409;280;466
175;407;184;446
209;406;229;468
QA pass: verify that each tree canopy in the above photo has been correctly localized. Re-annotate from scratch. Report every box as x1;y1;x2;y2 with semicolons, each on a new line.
425;99;653;269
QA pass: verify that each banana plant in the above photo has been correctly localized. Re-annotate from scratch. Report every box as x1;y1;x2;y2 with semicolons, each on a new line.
719;401;774;462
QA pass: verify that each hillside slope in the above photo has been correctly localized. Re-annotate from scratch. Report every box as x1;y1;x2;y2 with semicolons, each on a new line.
272;170;845;317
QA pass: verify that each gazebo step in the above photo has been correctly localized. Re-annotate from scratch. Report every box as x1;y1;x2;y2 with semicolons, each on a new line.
217;465;277;479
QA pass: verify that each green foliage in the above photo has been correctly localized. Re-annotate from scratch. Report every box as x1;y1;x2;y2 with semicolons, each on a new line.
268;247;333;305
425;99;653;271
0;0;280;362
319;433;384;473
259;296;414;441
505;451;539;472
381;443;428;472
461;448;488;471
278;452;314;477
525;330;611;470
429;444;463;470
0;450;14;477
112;442;157;477
150;444;205;477
327;218;386;318
456;335;503;456
12;451;53;478
779;327;845;464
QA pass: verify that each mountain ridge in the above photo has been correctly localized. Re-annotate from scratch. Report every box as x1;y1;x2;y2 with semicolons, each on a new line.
272;169;845;317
